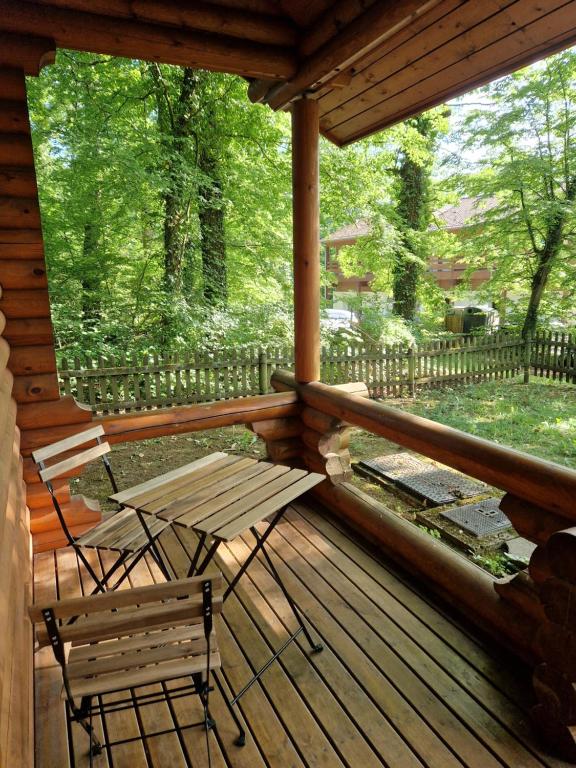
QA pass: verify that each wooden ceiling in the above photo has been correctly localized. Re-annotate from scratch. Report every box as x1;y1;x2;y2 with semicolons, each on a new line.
2;0;576;145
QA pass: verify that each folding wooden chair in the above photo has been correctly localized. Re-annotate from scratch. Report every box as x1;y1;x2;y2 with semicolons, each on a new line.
29;574;245;767
32;425;172;593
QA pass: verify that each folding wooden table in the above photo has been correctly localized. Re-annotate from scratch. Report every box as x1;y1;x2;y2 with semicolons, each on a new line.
110;452;326;701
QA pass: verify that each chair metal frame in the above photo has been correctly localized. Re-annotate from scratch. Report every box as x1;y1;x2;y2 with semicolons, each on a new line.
33;425;171;593
32;575;246;768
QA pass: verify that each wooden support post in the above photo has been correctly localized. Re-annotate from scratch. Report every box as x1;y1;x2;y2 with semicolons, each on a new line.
524;331;532;384
258;349;268;394
292;97;320;384
407;345;415;397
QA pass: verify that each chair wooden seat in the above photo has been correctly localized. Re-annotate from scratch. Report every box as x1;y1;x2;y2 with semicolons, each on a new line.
75;508;171;553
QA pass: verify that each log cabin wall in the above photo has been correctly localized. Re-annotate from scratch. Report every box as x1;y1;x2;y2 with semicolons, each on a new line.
0;54;96;554
0;308;32;766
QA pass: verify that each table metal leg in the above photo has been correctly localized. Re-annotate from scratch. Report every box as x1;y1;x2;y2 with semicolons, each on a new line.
187;532;207;577
135;509;172;582
251;525;323;654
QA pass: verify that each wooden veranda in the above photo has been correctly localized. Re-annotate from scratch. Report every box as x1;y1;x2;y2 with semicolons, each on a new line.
2;2;576;766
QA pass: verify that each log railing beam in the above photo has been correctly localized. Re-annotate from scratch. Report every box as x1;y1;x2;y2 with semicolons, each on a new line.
271;369;576;518
292;97;320;384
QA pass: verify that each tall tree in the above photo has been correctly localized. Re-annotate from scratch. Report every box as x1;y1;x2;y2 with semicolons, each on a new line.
453;50;576;337
392;112;446;321
149;64;197;297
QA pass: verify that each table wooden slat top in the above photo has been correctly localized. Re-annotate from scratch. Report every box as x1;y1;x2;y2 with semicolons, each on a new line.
110;452;325;542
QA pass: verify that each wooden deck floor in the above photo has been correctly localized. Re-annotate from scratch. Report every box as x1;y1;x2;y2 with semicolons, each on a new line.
33;501;572;768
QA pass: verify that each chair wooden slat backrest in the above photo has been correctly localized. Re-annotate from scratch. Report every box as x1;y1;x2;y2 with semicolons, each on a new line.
32;424;107;464
30;573;223;623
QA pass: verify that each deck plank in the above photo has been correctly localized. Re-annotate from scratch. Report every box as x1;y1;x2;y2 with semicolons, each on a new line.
33;500;573;768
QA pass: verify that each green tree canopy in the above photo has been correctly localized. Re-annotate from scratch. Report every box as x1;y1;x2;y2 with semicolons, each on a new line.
449;49;576;336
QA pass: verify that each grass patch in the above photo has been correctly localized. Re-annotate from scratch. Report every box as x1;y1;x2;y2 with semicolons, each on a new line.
350;376;576;469
401;376;576;468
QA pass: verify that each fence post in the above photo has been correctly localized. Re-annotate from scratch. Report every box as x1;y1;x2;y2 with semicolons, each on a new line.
258;350;268;394
523;332;532;384
407;345;415;397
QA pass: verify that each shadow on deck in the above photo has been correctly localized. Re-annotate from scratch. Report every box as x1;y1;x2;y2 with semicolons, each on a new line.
33;500;570;768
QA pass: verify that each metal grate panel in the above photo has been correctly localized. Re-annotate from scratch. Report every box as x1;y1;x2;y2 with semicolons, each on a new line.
359;453;486;506
440;498;511;538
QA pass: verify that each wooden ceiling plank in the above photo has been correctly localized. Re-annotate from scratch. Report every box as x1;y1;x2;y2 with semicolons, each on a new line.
264;0;444;110
206;0;284;16
328;1;576;145
0;0;296;80
323;0;573;133
313;0;467;106
21;0;298;47
249;0;376;102
318;0;506;118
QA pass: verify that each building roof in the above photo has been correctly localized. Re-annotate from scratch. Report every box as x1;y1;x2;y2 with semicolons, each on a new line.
432;196;499;231
4;2;576;147
322;196;498;244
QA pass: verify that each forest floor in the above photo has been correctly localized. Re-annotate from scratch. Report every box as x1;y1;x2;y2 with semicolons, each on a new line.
75;375;576;577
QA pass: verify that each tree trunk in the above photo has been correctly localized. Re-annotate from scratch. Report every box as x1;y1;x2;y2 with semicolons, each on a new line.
522;214;565;338
149;65;196;297
198;144;227;305
392;116;434;322
80;222;101;323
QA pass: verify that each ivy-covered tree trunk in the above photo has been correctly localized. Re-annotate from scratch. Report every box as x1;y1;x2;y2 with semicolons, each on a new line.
393;153;427;320
149;65;196;296
198;144;227;305
392;115;437;322
80;221;102;322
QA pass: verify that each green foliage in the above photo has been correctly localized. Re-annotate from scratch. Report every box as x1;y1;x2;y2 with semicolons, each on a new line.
447;50;576;335
471;553;518;578
28;52;295;355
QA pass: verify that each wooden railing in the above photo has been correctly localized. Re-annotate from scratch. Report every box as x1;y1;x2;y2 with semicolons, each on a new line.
271;369;575;517
270;368;576;677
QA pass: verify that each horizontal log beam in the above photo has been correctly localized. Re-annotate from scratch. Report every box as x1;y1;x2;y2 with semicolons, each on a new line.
0;32;55;74
20;394;300;453
261;0;441;109
96;391;300;444
12;372;60;403
0;0;297;80
272;369;576;519
22;0;298;47
0;167;38;198
2;316;54;346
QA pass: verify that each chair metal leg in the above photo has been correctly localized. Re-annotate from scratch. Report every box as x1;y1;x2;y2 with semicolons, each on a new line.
74;546;108;594
212;671;246;746
87;549;130;594
72;698;102;765
135;508;172;581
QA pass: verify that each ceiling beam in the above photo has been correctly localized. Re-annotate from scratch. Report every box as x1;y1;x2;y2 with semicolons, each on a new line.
262;0;443;110
20;0;298;47
0;32;55;75
0;0;297;80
